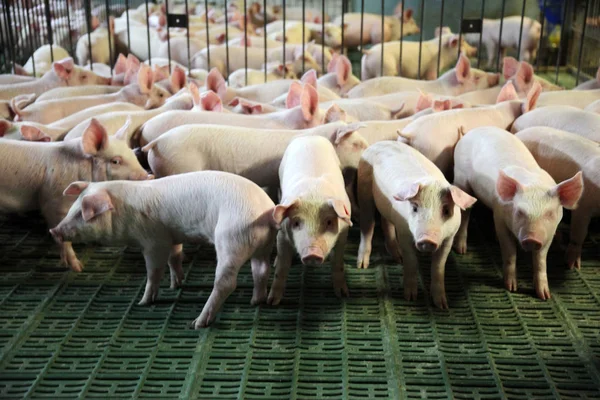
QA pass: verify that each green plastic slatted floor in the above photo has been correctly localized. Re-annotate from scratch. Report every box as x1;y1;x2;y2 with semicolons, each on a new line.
0;208;599;399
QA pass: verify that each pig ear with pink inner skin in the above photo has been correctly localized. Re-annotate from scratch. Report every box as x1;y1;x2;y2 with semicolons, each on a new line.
496;170;522;202
402;8;413;22
0;120;11;137
137;64;154;94
206;68;228;99
502;57;520;80
300;84;319;121
448;186;477;210
454;54;471;83
81;119;109;155
189;82;201;107
522;81;542;113
114;54;128;75
433;99;452;112
496;81;519;103
550;171;584;210
272;199;300;229
328;199;352;226
335;56;352;86
81;190;114;222
393;181;421;201
325;104;346;123
113;116;132;142
53;57;75;80
327;53;340;73
286;81;304;109
200;91;223;112
300;69;318;88
415;91;433;112
63;181;90;197
514;62;534;90
20;125;52;142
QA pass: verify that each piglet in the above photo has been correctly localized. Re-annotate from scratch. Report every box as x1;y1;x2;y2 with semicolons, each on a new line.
50;171;277;328
0;119;150;272
574;66;599;90
0;58;111;101
357;141;476;308
269;136;353;304
536;89;600;109
36;85;122;102
228;63;296;88
516;127;599;270
317;54;360;96
453;127;583;299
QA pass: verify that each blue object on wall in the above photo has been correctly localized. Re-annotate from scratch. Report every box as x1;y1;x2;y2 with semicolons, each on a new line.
540;0;563;25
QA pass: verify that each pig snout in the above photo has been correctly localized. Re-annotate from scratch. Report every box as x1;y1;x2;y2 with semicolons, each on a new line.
415;234;440;253
301;247;325;265
488;73;500;86
49;227;64;243
520;237;543;252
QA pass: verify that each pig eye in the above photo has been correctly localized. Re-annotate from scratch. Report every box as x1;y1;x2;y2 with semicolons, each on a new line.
292;219;301;229
110;157;122;165
159;93;164;98
326;218;334;228
516;209;526;219
442;205;451;218
545;210;554;219
411;203;418;213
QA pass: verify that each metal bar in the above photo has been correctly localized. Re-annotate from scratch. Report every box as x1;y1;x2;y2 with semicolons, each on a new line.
204;0;210;69
380;0;384;76
359;0;364;52
145;0;151;65
517;0;526;61
535;0;547;71
165;0;172;74
244;0;248;85
65;0;74;55
417;0;425;79
15;0;26;62
185;0;191;70
555;0;569;83
263;0;267;82
457;0;465;60
282;0;285;71
340;0;345;52
322;0;325;74
25;0;37;75
477;0;485;68
302;0;305;72
84;0;93;70
576;0;590;85
225;0;230;81
43;0;53;61
105;0;114;74
2;0;16;73
496;0;506;72
125;0;131;50
0;4;7;73
437;0;445;77
398;0;404;73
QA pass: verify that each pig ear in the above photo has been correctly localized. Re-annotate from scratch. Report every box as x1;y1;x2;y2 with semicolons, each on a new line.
81;119;109;155
327;53;339;73
189;82;201;107
415;91;433;112
454;54;471;82
336;56;351;86
448;35;459;48
393;182;421;201
325;104;346;123
300;84;319;121
496;170;522;202
328;199;352;226
300;69;317;88
516;62;534;87
502;57;520;80
0;119;11;137
206;68;227;99
200;91;223;112
272;199;299;228
286;81;304;109
53;58;74;80
522;81;542;113
551;171;584;210
448;186;477;210
403;8;413;21
63;181;89;197
152;65;169;82
113;116;132;141
137;64;154;94
496;81;519;103
81;190;114;222
433;99;451;112
20;125;51;142
114;54;128;74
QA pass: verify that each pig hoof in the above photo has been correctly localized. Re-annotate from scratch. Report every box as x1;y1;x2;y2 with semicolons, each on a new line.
267;291;282;306
536;285;551;301
356;255;370;269
69;260;84;273
566;247;582;270
192;311;213;329
251;291;267;306
452;240;467;255
504;278;518;292
431;288;448;309
333;282;350;298
403;285;418;302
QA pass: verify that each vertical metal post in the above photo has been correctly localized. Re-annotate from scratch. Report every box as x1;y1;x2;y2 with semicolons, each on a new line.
380;0;384;77
517;0;527;60
555;0;568;83
282;0;286;69
398;0;405;72
437;0;446;77
204;0;210;69
536;0;547;71
359;0;364;52
185;0;191;71
105;0;114;73
2;0;16;73
496;0;507;72
263;0;267;82
477;0;485;68
321;0;325;74
0;6;7;73
302;0;305;72
244;0;248;85
15;0;26;60
225;0;230;81
417;0;425;79
164;0;172;74
125;0;131;50
576;0;590;85
457;0;465;60
144;0;151;64
23;0;36;76
84;0;93;70
65;0;74;55
43;0;54;61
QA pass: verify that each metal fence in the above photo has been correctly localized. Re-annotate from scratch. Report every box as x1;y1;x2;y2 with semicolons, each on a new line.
1;0;599;86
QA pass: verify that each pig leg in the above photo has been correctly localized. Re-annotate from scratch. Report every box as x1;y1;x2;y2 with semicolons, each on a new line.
193;242;253;329
381;216;402;263
59;242;84;272
430;238;453;309
485;42;497;68
453;208;472;254
398;233;419;302
357;160;375;269
250;240;275;306
331;226;350;298
139;245;171;305
267;231;294;306
532;243;551;300
493;209;518;292
566;209;591;270
168;244;185;289
42;203;83;272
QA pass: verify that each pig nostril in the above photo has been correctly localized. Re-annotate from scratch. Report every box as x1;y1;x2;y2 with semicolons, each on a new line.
416;240;439;253
301;255;324;265
521;238;542;251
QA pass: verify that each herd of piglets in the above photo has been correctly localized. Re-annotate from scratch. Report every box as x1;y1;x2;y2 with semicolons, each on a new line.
1;10;600;329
